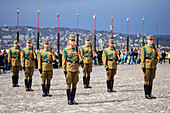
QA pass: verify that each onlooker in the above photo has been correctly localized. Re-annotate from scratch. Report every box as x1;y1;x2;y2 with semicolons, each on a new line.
161;50;166;64
128;48;134;65
137;49;141;64
0;51;5;73
3;50;8;71
120;53;125;64
133;49;138;64
168;51;170;64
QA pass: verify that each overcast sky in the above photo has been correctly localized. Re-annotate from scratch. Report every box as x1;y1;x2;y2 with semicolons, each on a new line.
0;0;170;35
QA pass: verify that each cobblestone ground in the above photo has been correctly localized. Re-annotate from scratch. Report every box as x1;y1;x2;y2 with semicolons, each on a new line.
0;64;170;113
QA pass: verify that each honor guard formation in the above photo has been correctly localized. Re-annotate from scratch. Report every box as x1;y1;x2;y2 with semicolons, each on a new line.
5;34;162;105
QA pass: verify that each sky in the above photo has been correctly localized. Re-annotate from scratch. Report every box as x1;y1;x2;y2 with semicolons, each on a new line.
0;0;170;35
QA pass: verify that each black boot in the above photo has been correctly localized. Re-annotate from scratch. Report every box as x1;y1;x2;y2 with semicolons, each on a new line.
86;76;92;88
25;79;29;91
71;88;78;105
46;84;52;97
15;76;19;87
42;85;46;97
110;80;116;92
148;84;156;99
83;77;87;88
12;76;15;87
144;85;151;99
107;80;111;92
28;79;33;91
67;89;73;105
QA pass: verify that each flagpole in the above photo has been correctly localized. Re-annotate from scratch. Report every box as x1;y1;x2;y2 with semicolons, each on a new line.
37;8;40;50
93;13;96;52
57;10;60;61
76;11;79;47
17;8;19;42
127;16;129;53
156;18;158;48
142;16;144;46
110;14;113;39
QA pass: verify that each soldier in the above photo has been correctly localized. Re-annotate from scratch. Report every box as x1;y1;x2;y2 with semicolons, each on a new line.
141;35;159;99
38;39;55;97
62;35;79;105
21;39;36;91
102;39;118;92
80;37;93;88
8;40;21;87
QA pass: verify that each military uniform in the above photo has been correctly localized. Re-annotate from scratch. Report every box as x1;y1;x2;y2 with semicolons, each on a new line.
62;35;79;105
102;39;118;92
141;35;157;99
8;40;21;87
21;39;36;91
38;39;55;97
80;37;93;88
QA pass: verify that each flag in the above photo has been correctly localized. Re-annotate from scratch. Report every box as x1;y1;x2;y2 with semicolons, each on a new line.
17;8;19;14
142;17;144;23
93;13;96;19
77;11;78;17
57;11;60;17
127;16;129;22
38;9;40;14
156;18;158;24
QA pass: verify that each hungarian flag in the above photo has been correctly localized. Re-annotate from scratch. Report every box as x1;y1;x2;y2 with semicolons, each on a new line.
17;8;19;14
38;9;40;14
57;11;60;17
127;16;129;22
93;13;96;19
77;11;78;17
142;17;144;23
156;18;158;24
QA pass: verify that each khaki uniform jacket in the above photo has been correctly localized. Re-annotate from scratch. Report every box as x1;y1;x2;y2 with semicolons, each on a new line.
141;45;157;69
102;47;117;69
62;47;79;72
38;49;55;71
8;47;21;67
80;45;93;64
21;47;36;68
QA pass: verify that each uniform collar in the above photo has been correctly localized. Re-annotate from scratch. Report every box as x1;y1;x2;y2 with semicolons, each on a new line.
70;47;75;50
27;47;31;50
148;44;153;48
109;48;113;50
14;47;17;49
44;49;49;51
86;45;90;47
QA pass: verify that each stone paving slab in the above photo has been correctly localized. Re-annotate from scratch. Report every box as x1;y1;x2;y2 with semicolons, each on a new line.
0;64;170;113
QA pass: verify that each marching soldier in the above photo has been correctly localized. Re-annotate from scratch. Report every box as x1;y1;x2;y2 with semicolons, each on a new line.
38;39;55;97
8;40;21;87
21;39;36;91
141;35;159;99
62;35;79;105
102;39;119;92
80;37;93;88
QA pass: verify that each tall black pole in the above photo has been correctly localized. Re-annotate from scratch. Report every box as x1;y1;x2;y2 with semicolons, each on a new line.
57;10;60;60
93;13;96;52
37;9;40;50
76;11;79;47
127;16;129;53
17;8;19;42
156;18;158;48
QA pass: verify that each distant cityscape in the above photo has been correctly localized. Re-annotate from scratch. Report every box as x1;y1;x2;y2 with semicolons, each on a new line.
0;25;170;51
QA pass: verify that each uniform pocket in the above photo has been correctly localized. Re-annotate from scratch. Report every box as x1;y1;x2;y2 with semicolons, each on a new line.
25;60;34;67
145;59;151;69
12;59;20;66
42;63;52;71
108;61;117;69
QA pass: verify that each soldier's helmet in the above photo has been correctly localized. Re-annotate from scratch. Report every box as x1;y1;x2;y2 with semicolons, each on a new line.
26;39;31;43
85;37;90;41
109;39;114;44
43;39;49;44
14;40;19;44
69;35;75;41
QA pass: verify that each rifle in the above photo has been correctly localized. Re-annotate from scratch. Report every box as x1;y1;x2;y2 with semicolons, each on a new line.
153;44;161;59
113;46;121;61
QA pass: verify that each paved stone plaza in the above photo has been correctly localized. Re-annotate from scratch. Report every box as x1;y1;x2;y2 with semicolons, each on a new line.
0;64;169;113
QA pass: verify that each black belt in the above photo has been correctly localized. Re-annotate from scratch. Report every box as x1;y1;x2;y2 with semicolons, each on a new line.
42;61;52;63
145;58;156;60
107;59;116;61
84;56;92;57
12;57;19;59
67;61;79;63
25;59;34;60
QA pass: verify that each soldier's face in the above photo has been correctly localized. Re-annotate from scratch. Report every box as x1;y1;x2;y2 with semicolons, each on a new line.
85;40;90;45
44;43;50;49
14;43;18;48
27;42;31;48
147;39;153;45
109;42;114;48
70;40;75;46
